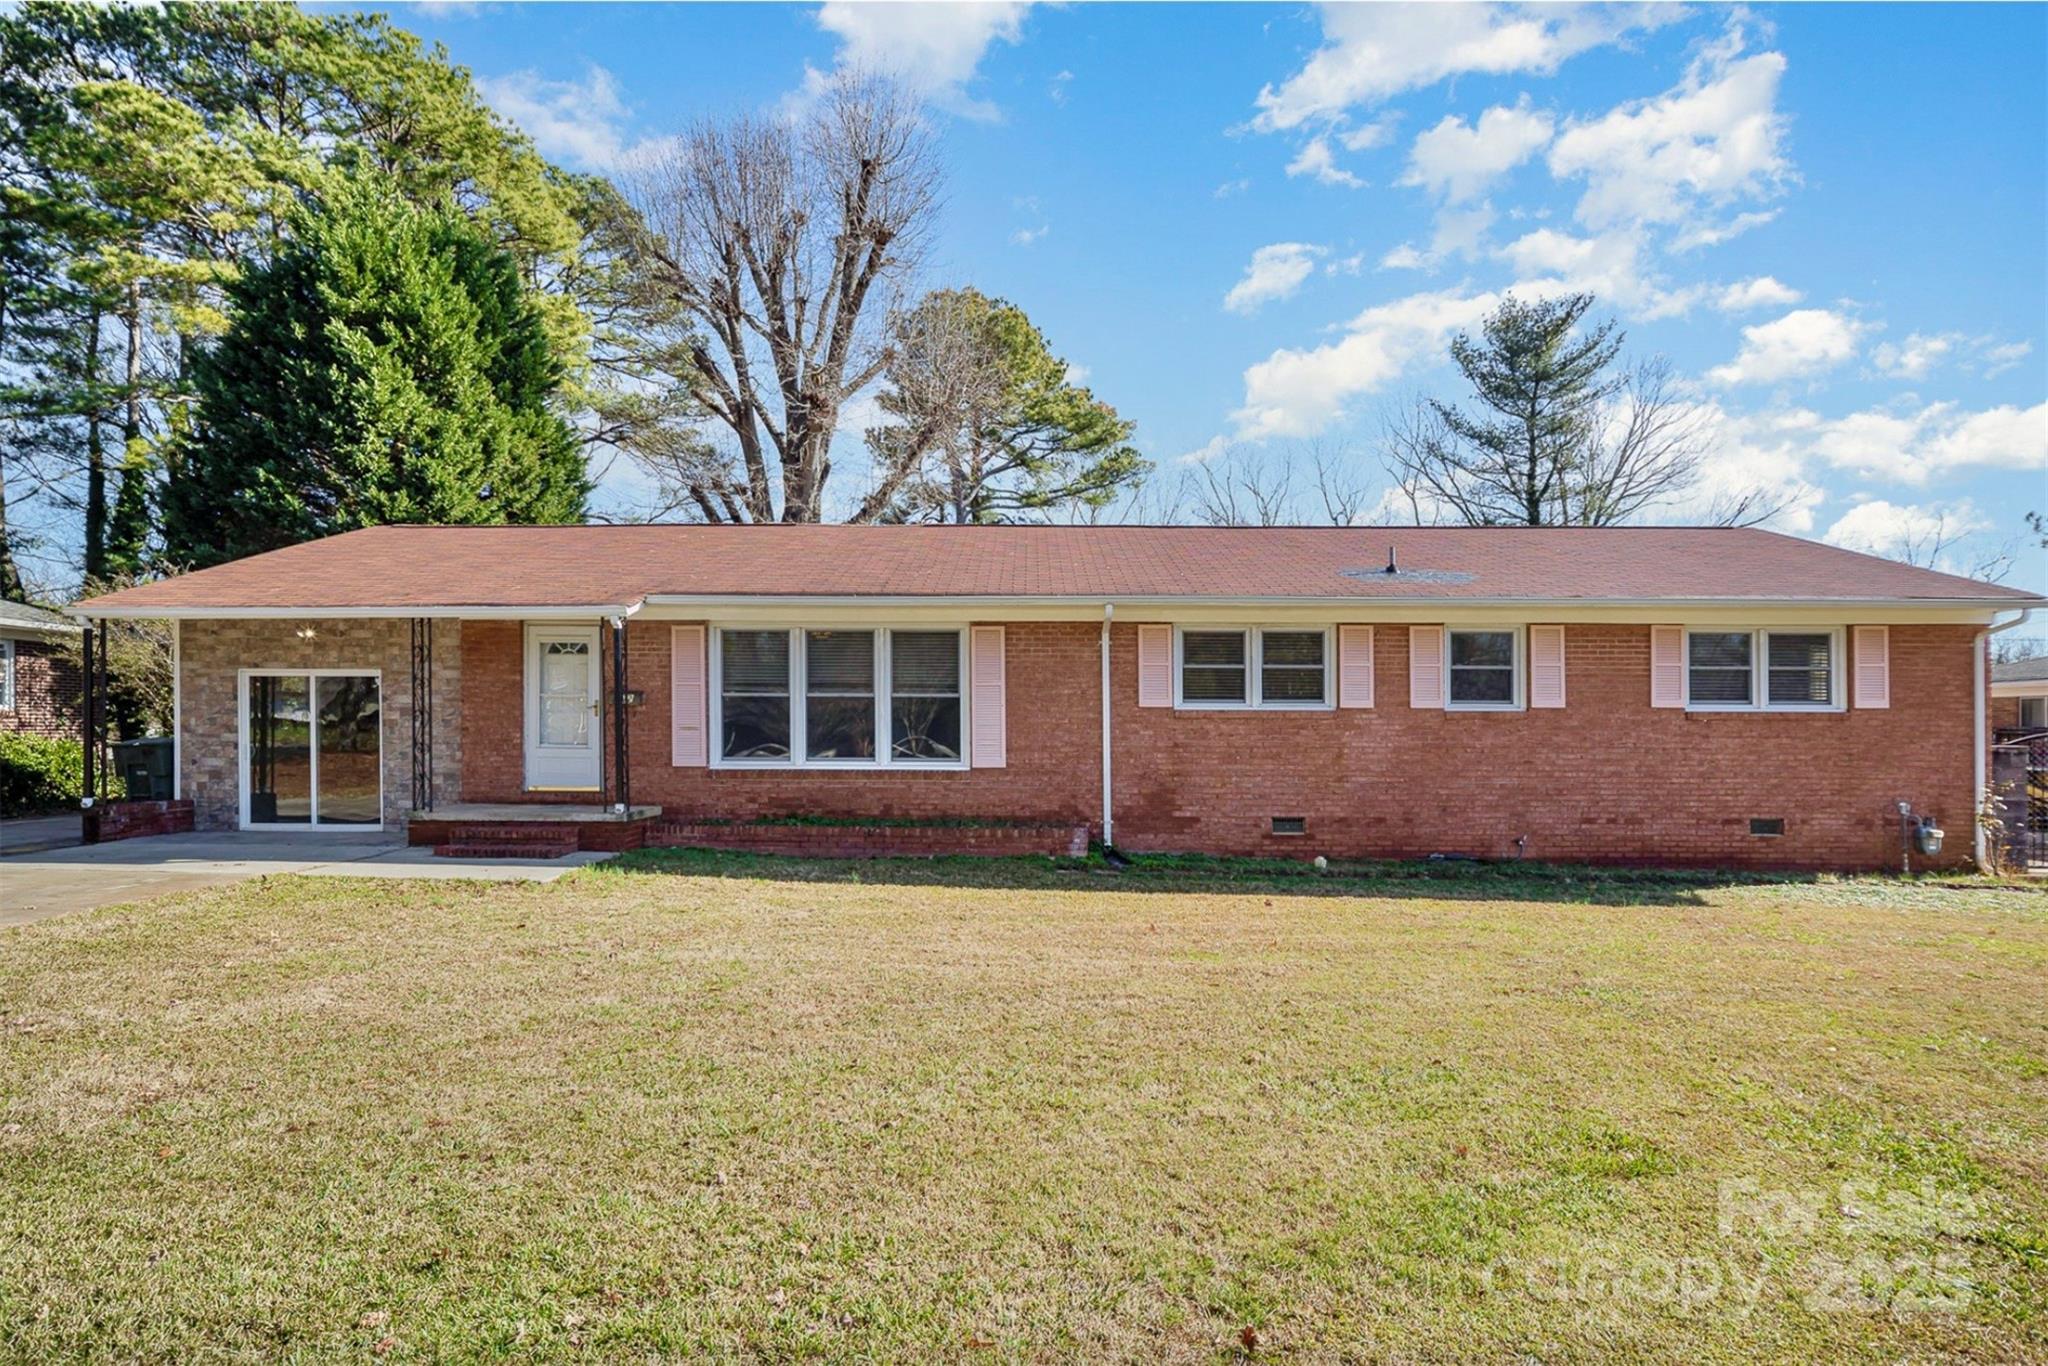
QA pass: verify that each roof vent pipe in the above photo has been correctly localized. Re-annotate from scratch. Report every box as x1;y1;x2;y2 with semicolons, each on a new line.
1385;544;1398;575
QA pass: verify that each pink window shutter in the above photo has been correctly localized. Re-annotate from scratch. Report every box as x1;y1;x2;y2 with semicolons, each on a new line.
1853;626;1889;708
1137;625;1172;707
969;626;1007;767
1338;626;1374;708
1650;625;1684;708
670;625;707;766
1408;626;1444;709
1529;625;1566;708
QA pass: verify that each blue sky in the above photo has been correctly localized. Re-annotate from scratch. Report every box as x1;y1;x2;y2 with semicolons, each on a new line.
408;4;2039;583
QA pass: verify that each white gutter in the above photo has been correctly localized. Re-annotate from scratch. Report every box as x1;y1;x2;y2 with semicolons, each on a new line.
639;592;2041;611
70;592;2041;621
1977;608;2035;870
1100;603;1114;850
66;602;646;622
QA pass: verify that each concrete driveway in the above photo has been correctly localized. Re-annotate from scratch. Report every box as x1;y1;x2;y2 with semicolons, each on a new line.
1;831;615;929
0;812;83;857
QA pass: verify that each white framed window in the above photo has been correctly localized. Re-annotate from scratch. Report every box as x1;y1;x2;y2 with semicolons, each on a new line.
1173;627;1332;709
1685;628;1843;711
710;627;968;769
2020;697;2047;730
0;638;14;710
1445;627;1522;711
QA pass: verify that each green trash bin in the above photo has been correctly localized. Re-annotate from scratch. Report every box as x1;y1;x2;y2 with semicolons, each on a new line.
112;736;174;801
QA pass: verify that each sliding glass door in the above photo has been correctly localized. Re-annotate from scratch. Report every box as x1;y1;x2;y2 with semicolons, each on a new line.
243;671;382;828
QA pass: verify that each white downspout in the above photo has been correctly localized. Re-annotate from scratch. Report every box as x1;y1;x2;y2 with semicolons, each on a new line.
1100;603;1114;849
170;619;182;800
1977;608;2034;870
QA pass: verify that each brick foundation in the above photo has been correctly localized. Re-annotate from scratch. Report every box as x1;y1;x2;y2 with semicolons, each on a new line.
651;820;1091;859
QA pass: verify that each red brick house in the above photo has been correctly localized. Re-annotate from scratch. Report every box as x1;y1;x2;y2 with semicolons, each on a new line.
70;524;2042;870
1;599;83;740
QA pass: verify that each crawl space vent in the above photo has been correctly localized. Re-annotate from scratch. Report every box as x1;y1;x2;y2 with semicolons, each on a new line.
1271;816;1307;836
1749;818;1785;838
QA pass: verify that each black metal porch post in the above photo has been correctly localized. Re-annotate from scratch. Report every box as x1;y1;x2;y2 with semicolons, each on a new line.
97;618;109;799
611;616;630;813
410;617;435;814
80;615;96;803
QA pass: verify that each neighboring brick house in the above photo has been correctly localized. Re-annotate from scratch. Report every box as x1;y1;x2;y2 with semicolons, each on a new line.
1991;655;2048;733
70;524;2044;871
1;599;83;739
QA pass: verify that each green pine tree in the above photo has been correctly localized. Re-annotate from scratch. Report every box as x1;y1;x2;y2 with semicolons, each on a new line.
166;180;586;567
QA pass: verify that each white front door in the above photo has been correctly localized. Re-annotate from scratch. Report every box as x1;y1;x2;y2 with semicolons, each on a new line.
524;625;602;791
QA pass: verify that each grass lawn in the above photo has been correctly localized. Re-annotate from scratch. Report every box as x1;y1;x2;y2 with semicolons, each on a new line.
2;852;2045;1361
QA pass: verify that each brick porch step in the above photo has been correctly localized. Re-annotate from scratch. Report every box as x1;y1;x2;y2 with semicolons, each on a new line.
438;824;580;845
433;838;576;860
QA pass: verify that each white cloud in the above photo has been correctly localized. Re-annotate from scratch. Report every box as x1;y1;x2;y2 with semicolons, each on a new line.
1214;177;1253;198
1823;499;1989;562
1326;252;1366;276
1869;333;2034;381
1871;332;1960;381
1010;224;1049;247
1252;3;1679;131
1708;309;1864;386
1232;288;1498;439
1400;101;1554;203
1805;401;2048;485
1383;202;1498;272
1663;402;1828;532
1494;227;1702;319
1714;276;1802;312
478;65;659;170
1286;136;1364;188
1339;118;1397;151
1548;28;1790;233
1671;209;1778;252
1048;69;1073;105
1177;434;1230;465
806;1;1032;119
1982;341;2034;378
1224;243;1326;314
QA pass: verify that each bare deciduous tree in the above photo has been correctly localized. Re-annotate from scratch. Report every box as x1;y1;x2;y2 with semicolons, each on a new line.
629;73;940;522
1174;439;1378;527
1185;445;1294;526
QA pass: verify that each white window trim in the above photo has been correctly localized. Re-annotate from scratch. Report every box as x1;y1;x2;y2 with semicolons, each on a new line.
1172;626;1335;711
236;668;384;831
0;638;14;711
1444;626;1525;712
1683;627;1845;713
709;626;970;771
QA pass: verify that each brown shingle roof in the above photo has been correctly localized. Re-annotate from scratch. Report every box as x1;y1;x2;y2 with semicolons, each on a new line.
72;523;2044;615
